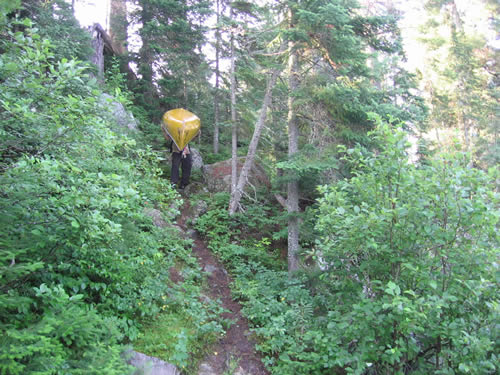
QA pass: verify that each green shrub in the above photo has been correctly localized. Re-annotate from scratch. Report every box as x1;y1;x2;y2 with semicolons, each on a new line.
197;118;499;375
314;117;499;374
0;16;185;372
0;285;132;375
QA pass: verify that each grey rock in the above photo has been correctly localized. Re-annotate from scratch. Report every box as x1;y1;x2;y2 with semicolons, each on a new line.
143;209;187;237
198;362;216;375
126;350;180;375
234;367;251;375
200;293;213;304
186;228;197;238
191;199;208;220
190;147;204;170
143;208;167;228
99;93;138;131
204;264;218;274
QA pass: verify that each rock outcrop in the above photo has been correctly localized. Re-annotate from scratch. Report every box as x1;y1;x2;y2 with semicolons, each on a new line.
99;93;138;131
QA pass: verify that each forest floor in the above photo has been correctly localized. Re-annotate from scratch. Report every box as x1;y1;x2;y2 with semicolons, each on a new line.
177;197;269;375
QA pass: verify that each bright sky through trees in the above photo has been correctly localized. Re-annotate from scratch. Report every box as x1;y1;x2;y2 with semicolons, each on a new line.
74;0;110;28
73;0;499;77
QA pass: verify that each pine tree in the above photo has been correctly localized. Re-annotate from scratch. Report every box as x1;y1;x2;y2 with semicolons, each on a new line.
278;0;413;272
213;0;223;154
131;0;212;116
418;0;498;165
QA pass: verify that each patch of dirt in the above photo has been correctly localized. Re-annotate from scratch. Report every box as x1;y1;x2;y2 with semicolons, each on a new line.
169;266;184;284
178;200;269;375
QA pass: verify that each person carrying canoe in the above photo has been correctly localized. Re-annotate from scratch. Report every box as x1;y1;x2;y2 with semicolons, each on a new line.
161;108;200;190
169;141;192;190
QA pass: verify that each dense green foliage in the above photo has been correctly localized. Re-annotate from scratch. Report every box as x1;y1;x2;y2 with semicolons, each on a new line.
0;9;222;373
196;120;499;374
131;0;213;117
314;118;498;374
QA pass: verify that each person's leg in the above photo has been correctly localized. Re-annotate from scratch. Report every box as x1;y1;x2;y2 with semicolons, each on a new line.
171;152;181;186
180;153;192;188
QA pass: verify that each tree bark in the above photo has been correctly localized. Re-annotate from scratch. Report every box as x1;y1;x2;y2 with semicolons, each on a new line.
90;23;105;82
109;0;128;55
213;0;221;154
228;66;282;215
287;8;300;275
138;1;155;105
230;8;238;198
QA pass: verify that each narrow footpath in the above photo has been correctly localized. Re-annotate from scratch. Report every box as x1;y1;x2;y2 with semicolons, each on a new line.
177;199;269;375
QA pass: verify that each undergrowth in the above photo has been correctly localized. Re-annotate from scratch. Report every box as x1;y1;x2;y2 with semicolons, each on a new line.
195;124;499;375
0;12;225;373
132;239;226;373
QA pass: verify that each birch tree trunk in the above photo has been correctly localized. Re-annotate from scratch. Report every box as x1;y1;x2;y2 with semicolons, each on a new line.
287;9;300;274
230;9;238;198
228;66;282;215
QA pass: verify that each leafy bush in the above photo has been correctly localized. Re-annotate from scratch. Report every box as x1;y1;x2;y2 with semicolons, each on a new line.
314;118;499;374
0;15;201;372
196;119;499;375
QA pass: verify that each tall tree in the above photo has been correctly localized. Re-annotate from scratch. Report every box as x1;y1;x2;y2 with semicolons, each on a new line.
136;0;155;106
417;0;498;163
228;0;262;202
213;0;223;154
230;5;238;198
131;0;211;115
109;0;128;55
228;47;284;215
222;0;416;273
286;5;300;273
277;0;414;272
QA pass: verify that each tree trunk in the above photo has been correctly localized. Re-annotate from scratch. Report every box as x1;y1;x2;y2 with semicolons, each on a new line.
213;0;221;154
109;0;128;55
138;1;155;105
90;24;105;82
287;9;300;275
228;66;282;215
230;9;238;198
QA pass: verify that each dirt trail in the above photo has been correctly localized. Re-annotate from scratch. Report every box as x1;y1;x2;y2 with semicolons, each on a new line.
177;200;269;375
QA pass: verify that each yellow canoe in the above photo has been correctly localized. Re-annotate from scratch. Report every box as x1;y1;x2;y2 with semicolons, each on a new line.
161;108;201;150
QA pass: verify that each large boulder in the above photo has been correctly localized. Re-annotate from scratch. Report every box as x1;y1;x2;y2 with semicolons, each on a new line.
202;157;271;193
99;93;138;131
